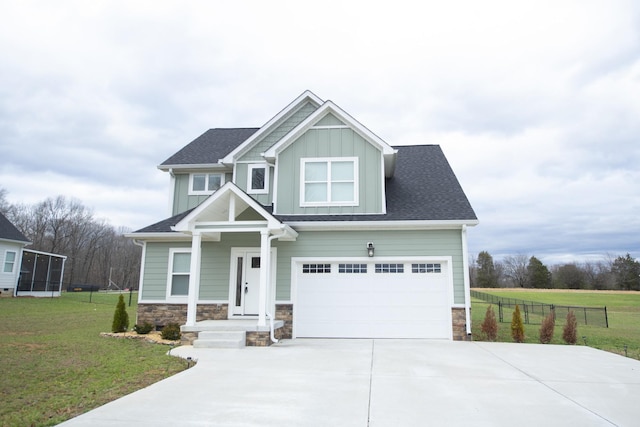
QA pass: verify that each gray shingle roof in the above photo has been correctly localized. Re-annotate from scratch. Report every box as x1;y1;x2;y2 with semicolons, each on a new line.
160;128;259;167
135;140;476;233
0;211;29;243
275;145;477;222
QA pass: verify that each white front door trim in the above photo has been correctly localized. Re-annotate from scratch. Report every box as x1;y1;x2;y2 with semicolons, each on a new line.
228;247;277;318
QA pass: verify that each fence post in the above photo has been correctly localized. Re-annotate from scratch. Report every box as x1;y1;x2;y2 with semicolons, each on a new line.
604;306;608;328
584;307;588;325
499;301;503;323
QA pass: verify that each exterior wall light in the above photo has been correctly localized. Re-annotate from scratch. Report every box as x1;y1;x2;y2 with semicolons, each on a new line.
367;242;375;257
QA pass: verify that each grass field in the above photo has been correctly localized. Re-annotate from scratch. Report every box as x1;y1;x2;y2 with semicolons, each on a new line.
0;292;189;427
471;289;640;360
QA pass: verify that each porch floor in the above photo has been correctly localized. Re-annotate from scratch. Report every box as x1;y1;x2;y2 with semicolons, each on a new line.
181;319;284;333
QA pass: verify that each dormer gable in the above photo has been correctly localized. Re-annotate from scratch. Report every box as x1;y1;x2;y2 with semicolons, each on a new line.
264;100;398;178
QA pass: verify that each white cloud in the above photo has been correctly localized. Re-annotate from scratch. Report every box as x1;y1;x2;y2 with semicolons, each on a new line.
0;0;639;263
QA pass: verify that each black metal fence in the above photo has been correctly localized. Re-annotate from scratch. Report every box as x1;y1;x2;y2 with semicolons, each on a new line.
471;290;608;328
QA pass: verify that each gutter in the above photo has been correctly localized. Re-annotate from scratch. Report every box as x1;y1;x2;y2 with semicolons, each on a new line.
265;233;280;343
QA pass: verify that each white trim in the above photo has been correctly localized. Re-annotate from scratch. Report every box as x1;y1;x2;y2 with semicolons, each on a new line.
461;225;472;336
135;241;147;304
221;90;323;164
166;247;191;301
247;163;270;195
290;256;454;340
158;163;229;172
188;172;225;196
285;220;479;231
227;247;277;318
300;157;359;207
136;299;229;304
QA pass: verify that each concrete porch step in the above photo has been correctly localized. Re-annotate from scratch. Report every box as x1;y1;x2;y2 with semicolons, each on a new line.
193;330;246;348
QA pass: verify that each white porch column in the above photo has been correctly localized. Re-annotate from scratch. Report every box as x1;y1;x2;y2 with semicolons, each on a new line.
258;230;270;327
186;232;202;326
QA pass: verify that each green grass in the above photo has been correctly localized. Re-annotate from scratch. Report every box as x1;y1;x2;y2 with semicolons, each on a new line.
0;292;189;427
472;289;640;360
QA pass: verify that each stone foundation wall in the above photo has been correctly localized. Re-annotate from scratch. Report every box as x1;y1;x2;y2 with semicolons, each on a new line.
246;331;273;347
136;303;229;328
275;303;293;340
452;307;471;341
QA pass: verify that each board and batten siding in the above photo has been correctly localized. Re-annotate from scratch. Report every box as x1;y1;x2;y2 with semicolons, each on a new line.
271;229;466;304
233;163;274;206
274;128;383;215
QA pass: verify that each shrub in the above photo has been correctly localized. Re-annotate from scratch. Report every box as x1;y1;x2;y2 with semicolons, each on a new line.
111;294;129;333
133;322;154;335
510;304;525;343
161;323;181;341
480;305;498;341
562;310;578;344
539;311;555;344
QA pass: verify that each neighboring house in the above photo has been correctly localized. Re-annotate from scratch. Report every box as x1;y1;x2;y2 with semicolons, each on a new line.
128;91;478;346
0;211;30;297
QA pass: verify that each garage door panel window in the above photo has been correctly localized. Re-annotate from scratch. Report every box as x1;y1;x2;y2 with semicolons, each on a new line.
338;263;367;273
375;263;404;273
412;263;442;273
302;263;331;273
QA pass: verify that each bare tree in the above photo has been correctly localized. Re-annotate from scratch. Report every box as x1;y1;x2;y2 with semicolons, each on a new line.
502;254;529;288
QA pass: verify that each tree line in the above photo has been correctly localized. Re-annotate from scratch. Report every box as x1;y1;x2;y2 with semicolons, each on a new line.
0;188;141;290
471;250;640;290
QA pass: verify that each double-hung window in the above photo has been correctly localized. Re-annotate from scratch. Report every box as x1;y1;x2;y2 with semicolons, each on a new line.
247;164;269;194
189;173;224;195
3;251;16;273
168;250;191;297
301;157;358;206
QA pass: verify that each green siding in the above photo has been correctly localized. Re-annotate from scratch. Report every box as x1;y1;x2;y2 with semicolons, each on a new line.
315;113;345;126
275;128;383;215
141;229;466;305
272;229;466;304
240;102;318;162
234;163;273;205
172;172;233;215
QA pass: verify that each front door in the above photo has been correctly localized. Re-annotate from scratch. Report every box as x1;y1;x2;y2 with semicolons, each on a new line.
231;251;261;316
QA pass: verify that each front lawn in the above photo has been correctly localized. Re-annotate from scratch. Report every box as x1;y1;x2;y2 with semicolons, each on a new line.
0;292;189;426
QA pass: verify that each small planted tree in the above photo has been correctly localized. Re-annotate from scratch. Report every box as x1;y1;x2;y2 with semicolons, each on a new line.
511;304;525;343
111;294;130;333
481;305;498;341
539;311;555;344
562;310;578;344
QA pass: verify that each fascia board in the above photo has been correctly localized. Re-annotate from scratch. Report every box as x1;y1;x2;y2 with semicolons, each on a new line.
123;232;192;241
158;164;229;172
285;219;479;231
0;237;31;246
220;90;323;164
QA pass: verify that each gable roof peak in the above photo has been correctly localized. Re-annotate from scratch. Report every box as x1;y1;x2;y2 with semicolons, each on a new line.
220;90;324;164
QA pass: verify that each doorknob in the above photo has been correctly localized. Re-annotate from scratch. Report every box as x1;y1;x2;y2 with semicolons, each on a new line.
244;285;249;294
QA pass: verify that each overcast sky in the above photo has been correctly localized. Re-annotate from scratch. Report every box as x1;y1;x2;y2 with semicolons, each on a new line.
1;1;639;265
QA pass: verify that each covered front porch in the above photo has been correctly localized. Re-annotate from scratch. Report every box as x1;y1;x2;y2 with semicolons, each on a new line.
170;183;297;346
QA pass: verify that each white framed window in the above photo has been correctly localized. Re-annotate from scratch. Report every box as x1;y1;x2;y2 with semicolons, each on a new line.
300;157;358;206
247;164;269;194
3;251;16;273
189;173;224;195
167;249;191;297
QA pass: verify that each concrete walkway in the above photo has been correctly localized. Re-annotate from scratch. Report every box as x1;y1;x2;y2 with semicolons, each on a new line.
59;340;640;426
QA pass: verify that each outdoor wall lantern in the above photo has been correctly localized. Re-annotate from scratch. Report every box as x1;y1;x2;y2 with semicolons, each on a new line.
367;242;375;257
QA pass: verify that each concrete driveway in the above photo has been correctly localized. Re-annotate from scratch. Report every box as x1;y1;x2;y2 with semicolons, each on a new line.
60;340;640;426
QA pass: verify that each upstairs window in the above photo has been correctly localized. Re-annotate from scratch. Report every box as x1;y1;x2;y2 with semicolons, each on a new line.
247;164;269;194
189;173;224;195
301;157;358;206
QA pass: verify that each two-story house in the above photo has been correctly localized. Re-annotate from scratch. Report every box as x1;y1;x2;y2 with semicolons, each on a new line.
128;91;478;346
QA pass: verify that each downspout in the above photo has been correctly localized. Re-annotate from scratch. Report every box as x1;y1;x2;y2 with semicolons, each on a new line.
266;233;280;343
461;225;472;336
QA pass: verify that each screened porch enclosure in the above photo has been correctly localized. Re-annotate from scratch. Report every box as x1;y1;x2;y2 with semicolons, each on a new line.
16;250;67;296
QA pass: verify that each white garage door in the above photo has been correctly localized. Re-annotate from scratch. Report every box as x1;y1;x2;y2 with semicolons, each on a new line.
295;261;451;339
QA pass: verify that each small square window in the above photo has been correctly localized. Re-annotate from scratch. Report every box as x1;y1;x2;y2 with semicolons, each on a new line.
189;173;225;195
302;264;331;274
251;257;261;269
248;164;269;194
